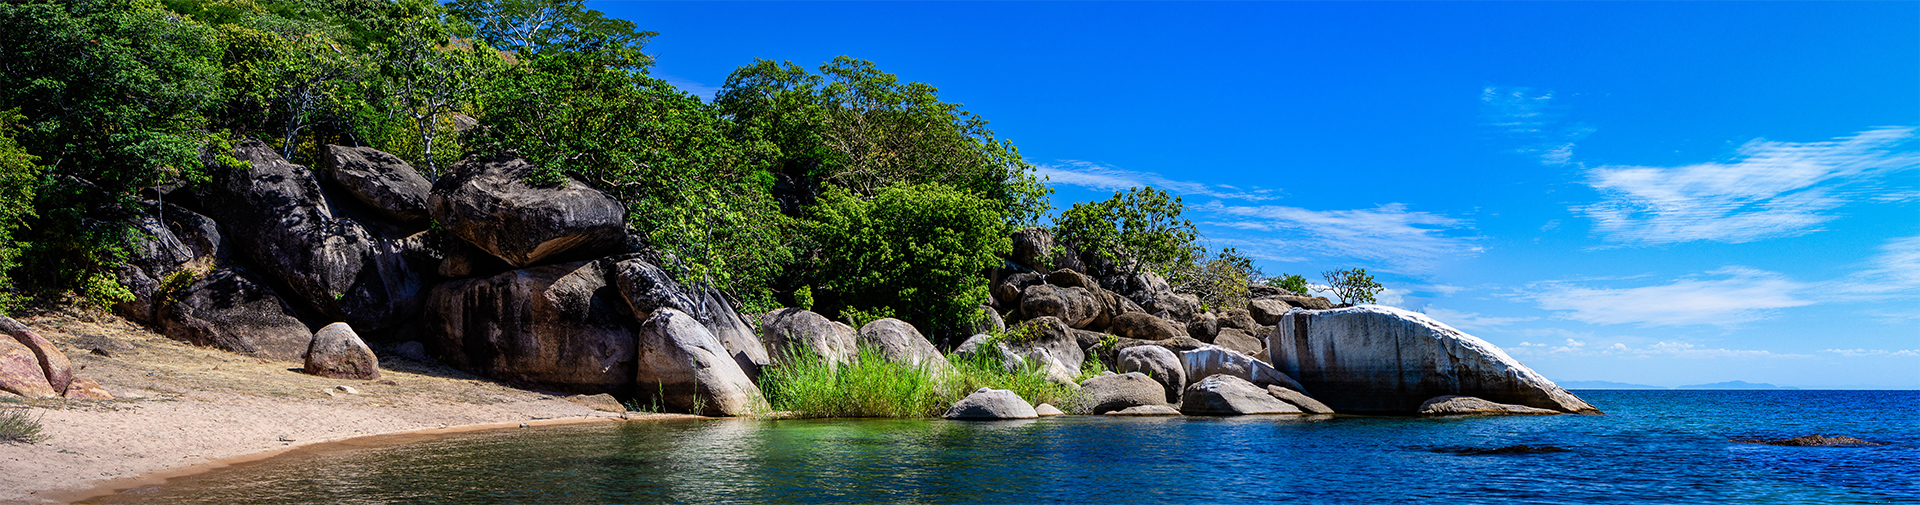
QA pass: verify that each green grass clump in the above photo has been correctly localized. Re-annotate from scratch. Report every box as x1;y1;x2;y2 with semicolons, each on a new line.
0;409;45;444
759;340;1084;418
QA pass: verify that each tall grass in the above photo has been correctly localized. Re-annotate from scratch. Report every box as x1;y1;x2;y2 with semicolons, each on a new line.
760;342;1082;418
0;408;45;444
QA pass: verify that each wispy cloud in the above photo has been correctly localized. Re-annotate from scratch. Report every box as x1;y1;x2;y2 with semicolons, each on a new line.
1200;202;1483;272
1510;339;1809;359
1523;266;1812;326
1823;348;1920;358
1578;127;1920;245
1036;161;1280;201
1481;86;1593;166
1422;307;1536;332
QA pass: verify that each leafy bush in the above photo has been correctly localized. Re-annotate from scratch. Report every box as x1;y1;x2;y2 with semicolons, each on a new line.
1270;273;1310;295
1320;268;1382;305
802;182;1010;334
1176;247;1260;312
1053;186;1200;284
0;110;39;314
0;409;45;444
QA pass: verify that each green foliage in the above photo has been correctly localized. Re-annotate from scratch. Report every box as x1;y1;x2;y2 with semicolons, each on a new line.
1052;186;1200;283
1271;273;1310;295
1176;247;1260;312
791;285;814;311
761;345;947;418
802;183;1010;333
717;57;1051;226
157;267;208;306
0;409;45;444
0;111;39;314
447;0;653;71
1320;268;1382;305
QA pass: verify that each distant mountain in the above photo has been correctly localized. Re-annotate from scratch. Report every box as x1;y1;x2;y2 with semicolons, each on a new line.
1676;380;1799;390
1559;380;1667;389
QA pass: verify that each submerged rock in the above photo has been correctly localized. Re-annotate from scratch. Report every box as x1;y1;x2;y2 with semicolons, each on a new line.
1418;395;1560;416
1435;445;1571;456
1733;435;1882;447
1106;405;1181;416
1271;305;1597;414
944;388;1038;420
1267;386;1335;415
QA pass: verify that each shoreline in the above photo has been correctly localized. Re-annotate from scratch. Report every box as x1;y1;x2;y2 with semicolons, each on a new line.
49;413;707;505
0;310;690;505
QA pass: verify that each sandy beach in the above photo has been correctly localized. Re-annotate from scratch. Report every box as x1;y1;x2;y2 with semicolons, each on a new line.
0;307;686;504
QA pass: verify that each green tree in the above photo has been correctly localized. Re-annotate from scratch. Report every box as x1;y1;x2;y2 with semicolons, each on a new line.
1269;273;1310;295
0;110;41;313
1177;247;1260;312
1319;268;1382;305
717;57;1050;226
446;0;653;71
803;183;1011;334
0;0;224;305
1052;186;1200;287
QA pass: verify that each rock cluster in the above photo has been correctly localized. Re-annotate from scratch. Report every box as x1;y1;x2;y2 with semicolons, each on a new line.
0;316;111;399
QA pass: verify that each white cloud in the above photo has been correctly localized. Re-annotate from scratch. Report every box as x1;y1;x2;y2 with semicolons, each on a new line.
1578;127;1920;244
1035;161;1279;201
1507;339;1809;359
1823;349;1920;357
1199;202;1483;273
1524;266;1812;326
1481;86;1593;166
1421;307;1536;332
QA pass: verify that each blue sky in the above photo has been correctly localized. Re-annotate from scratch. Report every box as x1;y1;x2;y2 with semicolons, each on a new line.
594;1;1920;388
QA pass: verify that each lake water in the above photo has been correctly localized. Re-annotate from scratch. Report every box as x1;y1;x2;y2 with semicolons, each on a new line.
85;390;1919;504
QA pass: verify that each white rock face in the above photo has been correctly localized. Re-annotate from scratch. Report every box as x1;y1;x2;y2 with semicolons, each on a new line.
1179;346;1307;393
1269;305;1597;414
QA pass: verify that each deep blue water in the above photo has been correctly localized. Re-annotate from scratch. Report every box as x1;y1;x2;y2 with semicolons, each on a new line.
89;390;1919;504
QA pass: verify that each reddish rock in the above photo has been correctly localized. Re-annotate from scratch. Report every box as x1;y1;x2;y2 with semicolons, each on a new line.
0;337;55;398
63;377;114;399
9;328;74;396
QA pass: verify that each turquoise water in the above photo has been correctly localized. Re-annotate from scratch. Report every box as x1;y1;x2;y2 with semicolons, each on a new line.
89;390;1918;504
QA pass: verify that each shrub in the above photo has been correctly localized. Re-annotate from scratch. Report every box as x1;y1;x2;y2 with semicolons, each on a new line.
1270;273;1310;295
0;409;45;444
1052;186;1200;284
1320;268;1382;305
803;182;1010;334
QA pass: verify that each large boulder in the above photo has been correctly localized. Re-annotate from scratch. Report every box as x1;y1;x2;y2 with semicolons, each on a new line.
1075;372;1168;414
1186;312;1220;342
0;337;54;398
198;140;423;330
610;257;696;318
1247;299;1294;326
943;388;1038;420
1180;374;1302;416
1181;346;1306;393
858;319;950;372
1268;293;1335;310
318;145;432;224
428;154;627;268
113;202;228;324
1219;308;1257;332
635;309;765;416
1108;313;1180;341
1116;345;1185;403
424;260;637;393
990;272;1043;309
1417;395;1561;416
689;285;772;379
304;322;381;380
1267;386;1335;414
1008;317;1086;373
1020;284;1102;329
1271;306;1598;414
158;267;314;361
1046;269;1096;289
953;333;1079;387
608;257;768;378
759;308;857;367
2;318;72;395
1009;227;1056;271
1212;328;1265;357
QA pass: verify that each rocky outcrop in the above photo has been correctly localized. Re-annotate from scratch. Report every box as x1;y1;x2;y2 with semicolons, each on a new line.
1271;306;1597;414
943;388;1038;420
610;257;696;318
1008;317;1086;374
1;319;71;395
428;154;627;268
1212;328;1264;357
198;141;423;330
608;257;768;378
990;272;1043;309
688;285;771;379
158;267;314;361
1180;374;1302;416
1108;312;1179;341
1075;372;1168;414
0;336;54;398
1020;284;1102;329
1181;346;1306;393
759;308;857;367
319;144;433;224
1186;312;1219;342
1267;386;1334;414
424;260;637;393
1417;395;1560;416
1009;227;1056;271
634;309;764;416
1116;345;1184;403
1247;299;1293;326
1046;269;1095;289
1733;435;1881;447
953;333;1079;386
114;202;228;324
858;318;950;372
1219;308;1257;333
304;322;381;380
